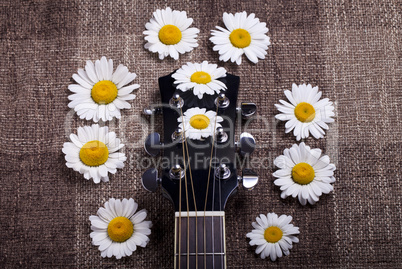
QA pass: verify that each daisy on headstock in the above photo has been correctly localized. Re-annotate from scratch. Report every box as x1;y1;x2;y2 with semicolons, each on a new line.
141;63;258;268
167;61;231;108
177;107;223;141
172;61;227;99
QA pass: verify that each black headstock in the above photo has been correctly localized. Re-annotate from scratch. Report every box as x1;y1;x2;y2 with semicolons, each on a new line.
142;69;258;212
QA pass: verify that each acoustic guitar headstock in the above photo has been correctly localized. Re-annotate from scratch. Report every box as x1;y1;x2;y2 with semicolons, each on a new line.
141;65;258;212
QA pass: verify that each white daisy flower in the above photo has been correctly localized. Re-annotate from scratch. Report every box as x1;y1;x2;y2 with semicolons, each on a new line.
62;124;126;184
275;83;335;141
246;213;299;261
172;61;227;99
210;11;271;65
89;198;152;259
178;107;223;140
273;142;336;205
143;7;200;60
68;56;139;122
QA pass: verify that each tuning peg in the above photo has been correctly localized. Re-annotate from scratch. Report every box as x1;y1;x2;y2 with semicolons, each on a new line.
143;106;162;115
169;93;184;109
171;127;183;142
169;164;185;180
141;168;161;192
236;132;256;156
214;93;230;109
144;132;163;157
238;169;258;190
216;127;228;143
237;102;257;119
215;163;231;180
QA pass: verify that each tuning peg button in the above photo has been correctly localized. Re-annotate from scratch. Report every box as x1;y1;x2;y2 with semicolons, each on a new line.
238;169;258;190
236;132;256;156
141;168;161;192
237;102;257;119
144;132;163;157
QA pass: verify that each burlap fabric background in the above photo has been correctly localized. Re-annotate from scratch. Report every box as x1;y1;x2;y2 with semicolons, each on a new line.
1;0;401;268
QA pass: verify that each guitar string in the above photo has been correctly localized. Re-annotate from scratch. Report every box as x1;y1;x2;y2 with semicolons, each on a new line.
180;106;198;269
178;163;182;269
211;142;216;269
213;104;225;268
179;108;191;269
218;143;224;268
212;120;224;268
203;104;220;269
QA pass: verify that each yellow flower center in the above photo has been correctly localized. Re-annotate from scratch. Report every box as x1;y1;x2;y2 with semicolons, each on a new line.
264;226;283;243
190;71;212;84
79;140;109;167
158;25;182;45
107;216;134;242
294;102;316;122
292;162;315;185
91;80;118;104
190;114;210;130
229;29;251;48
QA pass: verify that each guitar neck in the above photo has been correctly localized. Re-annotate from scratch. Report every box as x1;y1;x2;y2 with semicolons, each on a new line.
174;211;226;269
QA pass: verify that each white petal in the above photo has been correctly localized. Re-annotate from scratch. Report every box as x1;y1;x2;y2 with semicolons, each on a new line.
85;60;98;83
131;209;147;224
98;237;113;251
112;64;129;84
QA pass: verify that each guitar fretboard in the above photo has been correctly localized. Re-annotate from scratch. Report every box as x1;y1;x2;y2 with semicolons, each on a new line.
174;211;226;269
